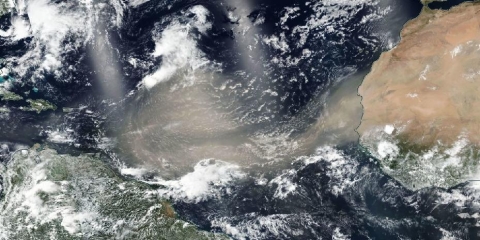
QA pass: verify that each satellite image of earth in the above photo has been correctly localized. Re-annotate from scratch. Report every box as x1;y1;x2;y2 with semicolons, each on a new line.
1;0;480;239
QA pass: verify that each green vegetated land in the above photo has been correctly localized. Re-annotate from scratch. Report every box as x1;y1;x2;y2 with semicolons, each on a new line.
0;145;227;239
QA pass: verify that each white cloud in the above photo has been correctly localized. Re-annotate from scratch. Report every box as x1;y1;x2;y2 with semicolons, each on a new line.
26;0;92;74
142;5;214;89
384;125;395;135
154;159;245;203
6;0;123;80
45;128;75;144
269;169;298;199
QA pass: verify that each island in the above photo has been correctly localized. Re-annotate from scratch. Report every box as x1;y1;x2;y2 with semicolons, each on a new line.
23;99;57;113
358;1;480;189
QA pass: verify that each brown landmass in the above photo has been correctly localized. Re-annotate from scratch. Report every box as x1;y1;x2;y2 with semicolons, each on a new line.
358;2;480;148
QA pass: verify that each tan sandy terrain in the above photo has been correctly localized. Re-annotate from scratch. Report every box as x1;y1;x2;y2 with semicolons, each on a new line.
358;2;480;148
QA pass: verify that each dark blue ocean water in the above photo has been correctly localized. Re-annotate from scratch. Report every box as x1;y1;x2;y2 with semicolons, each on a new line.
0;0;422;150
2;0;479;239
429;0;472;9
173;143;480;239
